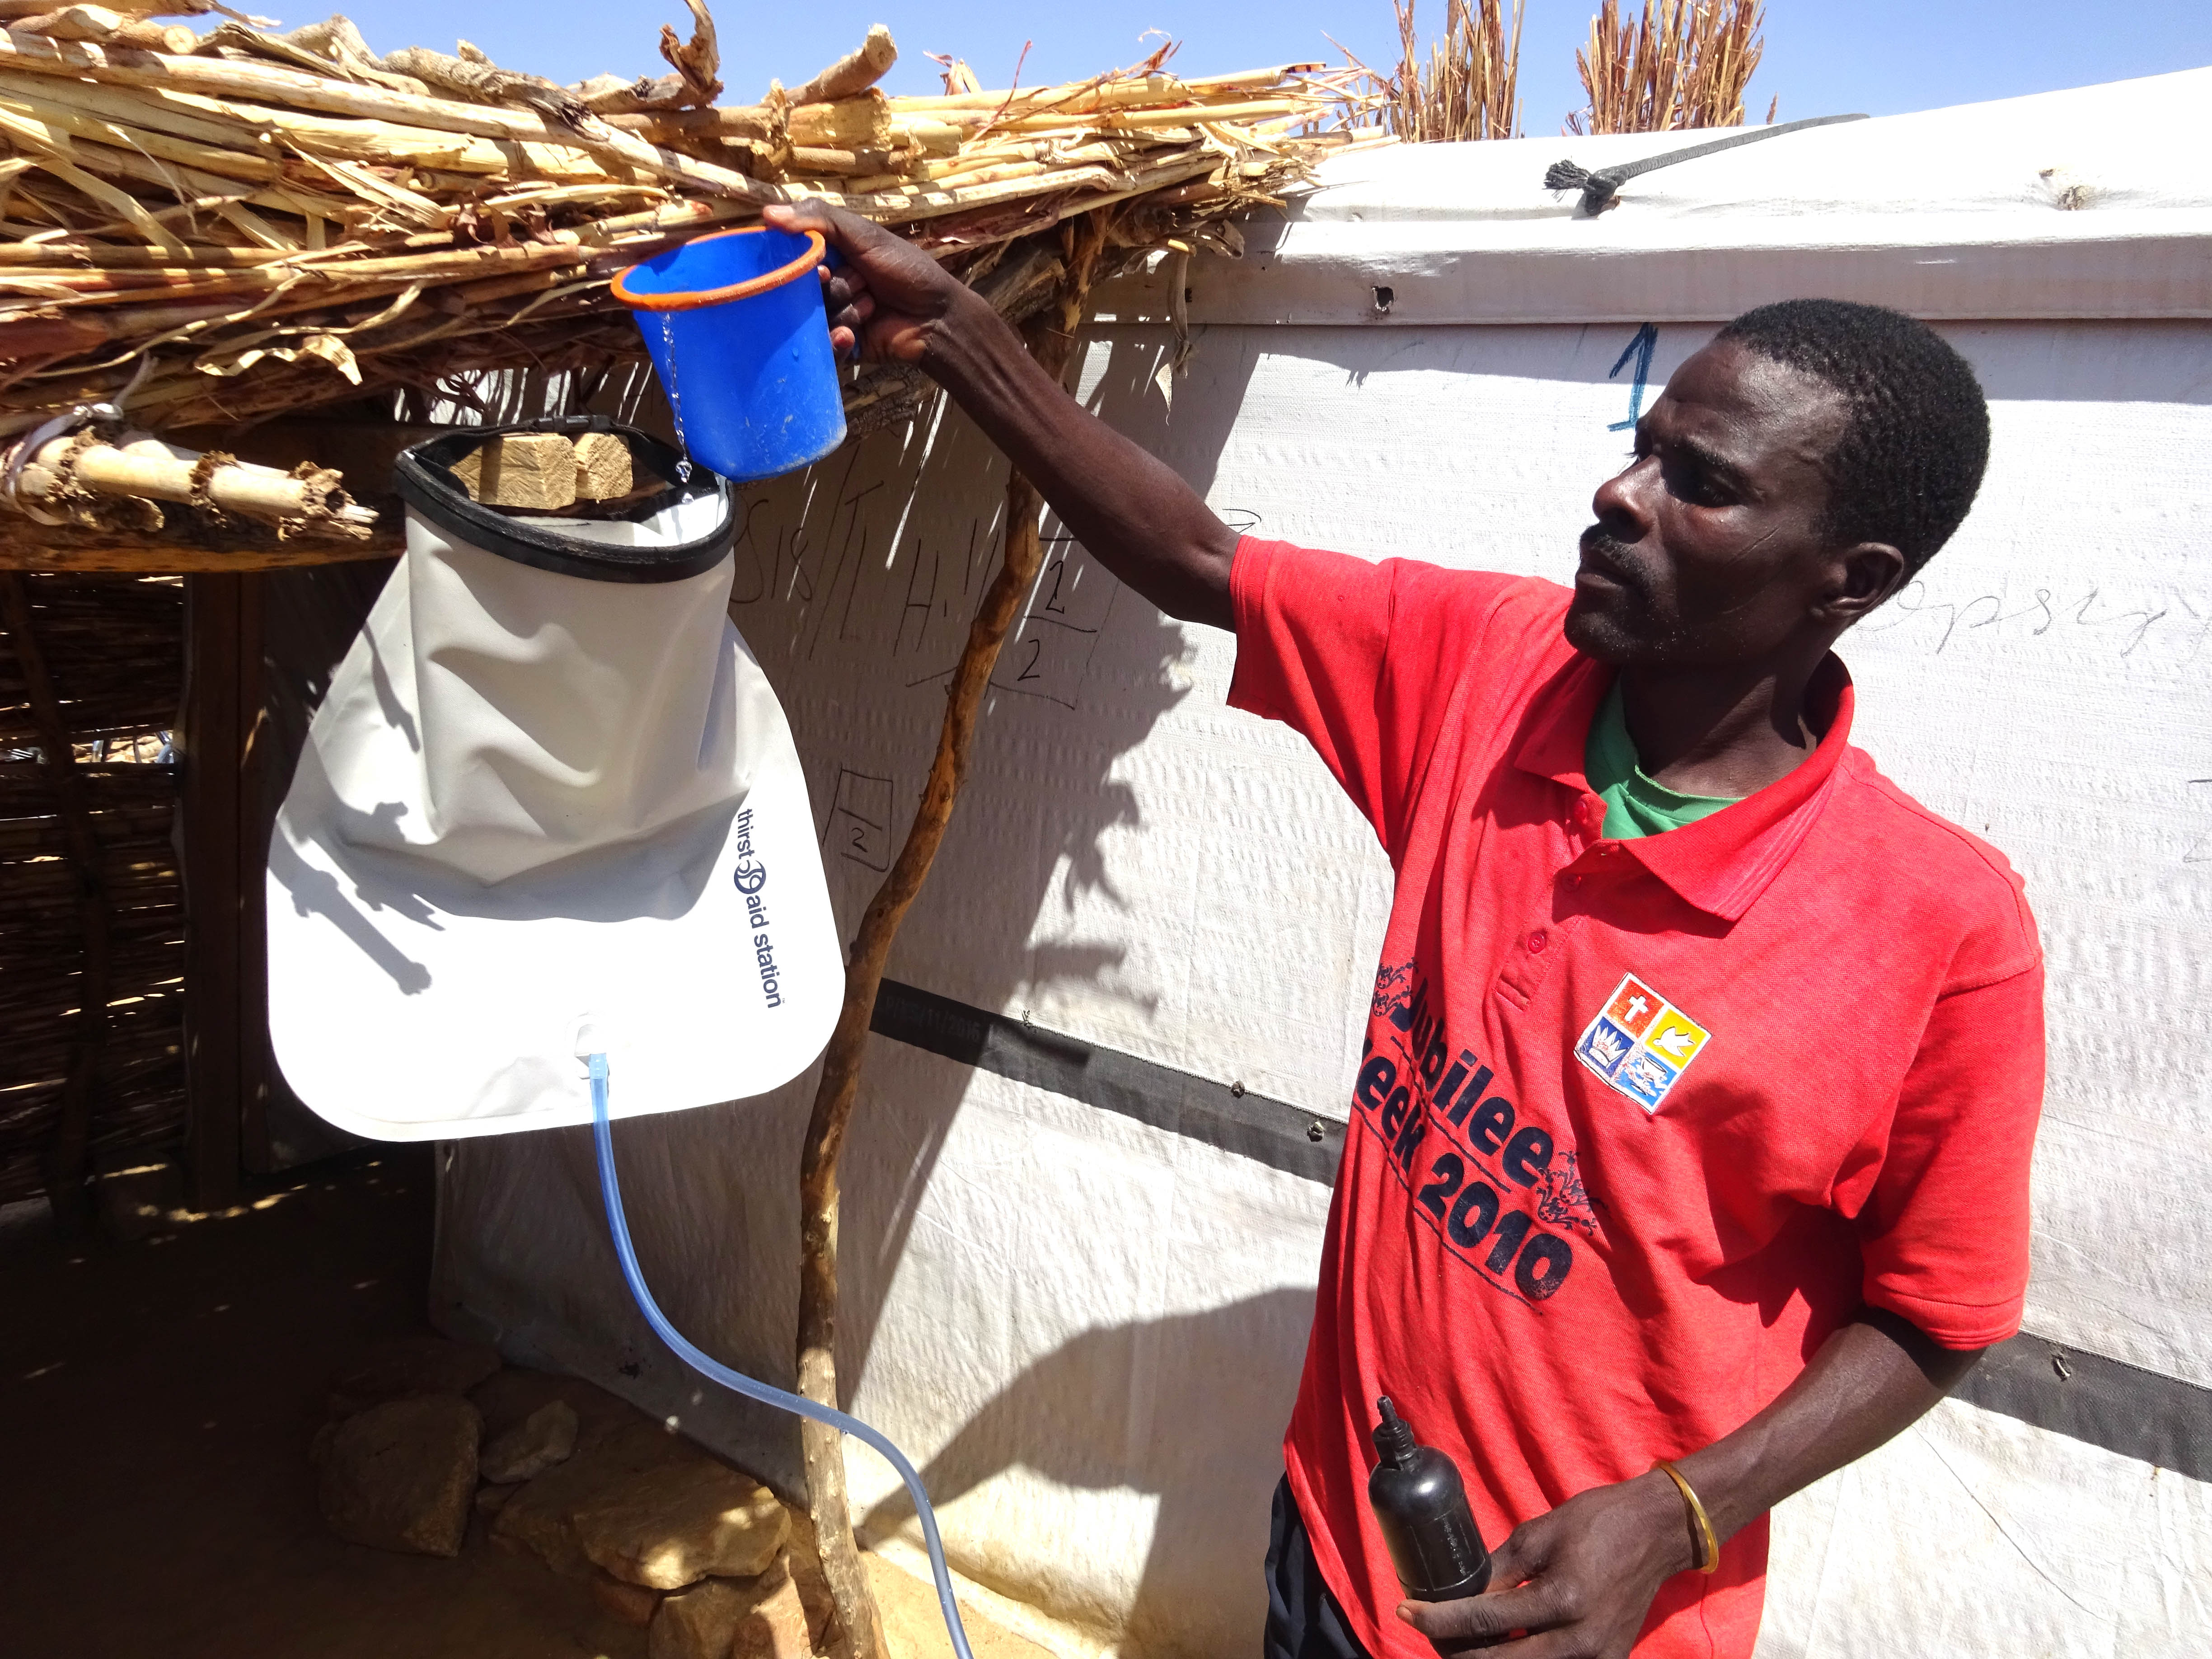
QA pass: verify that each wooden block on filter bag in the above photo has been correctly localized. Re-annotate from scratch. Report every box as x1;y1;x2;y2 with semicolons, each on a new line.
451;432;578;510
573;431;633;501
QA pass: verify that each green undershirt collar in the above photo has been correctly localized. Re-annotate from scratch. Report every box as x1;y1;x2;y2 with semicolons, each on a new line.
1584;680;1742;840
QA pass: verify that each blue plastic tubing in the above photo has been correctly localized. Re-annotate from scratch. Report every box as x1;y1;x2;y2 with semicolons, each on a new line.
612;226;848;484
588;1055;976;1659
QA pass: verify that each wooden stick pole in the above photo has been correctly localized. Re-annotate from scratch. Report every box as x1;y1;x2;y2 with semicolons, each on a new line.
10;436;376;529
179;570;246;1211
793;211;1112;1659
0;570;110;1234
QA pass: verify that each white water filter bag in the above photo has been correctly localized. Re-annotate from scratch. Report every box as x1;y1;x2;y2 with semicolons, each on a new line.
267;422;841;1138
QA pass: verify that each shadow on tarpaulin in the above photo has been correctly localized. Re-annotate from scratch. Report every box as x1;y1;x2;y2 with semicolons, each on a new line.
424;324;1302;1650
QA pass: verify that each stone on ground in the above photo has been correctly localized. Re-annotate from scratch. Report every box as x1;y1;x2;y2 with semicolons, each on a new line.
480;1398;578;1483
649;1572;776;1659
728;1570;815;1659
471;1366;639;1454
313;1395;481;1557
492;1418;703;1580
782;1510;838;1645
573;1458;789;1589
592;1568;665;1627
475;1482;518;1515
327;1333;501;1418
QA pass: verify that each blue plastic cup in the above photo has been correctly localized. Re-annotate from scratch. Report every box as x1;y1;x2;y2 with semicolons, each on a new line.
614;226;846;484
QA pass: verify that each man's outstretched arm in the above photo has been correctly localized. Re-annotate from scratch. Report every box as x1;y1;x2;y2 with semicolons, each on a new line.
1399;1308;1983;1657
765;201;1238;631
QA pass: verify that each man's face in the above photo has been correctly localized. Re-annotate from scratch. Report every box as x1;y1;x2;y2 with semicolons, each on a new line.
1565;340;1863;667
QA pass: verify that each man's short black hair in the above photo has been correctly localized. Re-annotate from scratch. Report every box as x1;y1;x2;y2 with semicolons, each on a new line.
1715;298;1989;577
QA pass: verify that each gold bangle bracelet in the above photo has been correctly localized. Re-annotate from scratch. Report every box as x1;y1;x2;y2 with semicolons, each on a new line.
1652;1460;1721;1575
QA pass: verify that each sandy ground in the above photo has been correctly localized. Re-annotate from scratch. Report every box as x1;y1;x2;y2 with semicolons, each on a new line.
0;1149;653;1657
0;1152;1051;1659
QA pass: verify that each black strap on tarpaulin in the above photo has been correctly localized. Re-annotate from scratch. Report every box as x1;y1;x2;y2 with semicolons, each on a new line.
1545;112;1870;216
870;976;1343;1184
870;975;2212;1482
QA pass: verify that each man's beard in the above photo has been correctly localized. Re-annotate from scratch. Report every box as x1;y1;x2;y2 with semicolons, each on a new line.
1567;526;1664;661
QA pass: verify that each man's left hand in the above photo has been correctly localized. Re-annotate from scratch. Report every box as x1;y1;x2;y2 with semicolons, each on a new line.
1396;1471;1695;1656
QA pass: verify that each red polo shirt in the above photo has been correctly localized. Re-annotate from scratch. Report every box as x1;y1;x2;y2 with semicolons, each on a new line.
1229;539;2043;1659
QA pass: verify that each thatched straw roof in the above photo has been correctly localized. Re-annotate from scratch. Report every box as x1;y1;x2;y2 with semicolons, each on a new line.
0;9;1375;564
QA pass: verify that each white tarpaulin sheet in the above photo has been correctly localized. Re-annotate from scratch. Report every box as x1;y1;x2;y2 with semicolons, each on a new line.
431;75;2212;1658
1096;68;2212;328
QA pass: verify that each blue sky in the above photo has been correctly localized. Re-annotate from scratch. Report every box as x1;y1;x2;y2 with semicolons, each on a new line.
337;2;2209;131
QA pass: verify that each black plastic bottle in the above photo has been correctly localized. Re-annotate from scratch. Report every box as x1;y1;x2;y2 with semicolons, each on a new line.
1367;1396;1492;1601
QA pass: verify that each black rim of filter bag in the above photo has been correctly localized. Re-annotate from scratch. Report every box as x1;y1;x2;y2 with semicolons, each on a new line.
395;416;734;584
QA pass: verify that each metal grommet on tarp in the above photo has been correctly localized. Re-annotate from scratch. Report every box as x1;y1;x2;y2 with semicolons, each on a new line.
266;417;842;1141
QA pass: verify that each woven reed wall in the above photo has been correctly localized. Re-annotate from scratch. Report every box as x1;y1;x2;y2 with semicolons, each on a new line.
0;575;186;1204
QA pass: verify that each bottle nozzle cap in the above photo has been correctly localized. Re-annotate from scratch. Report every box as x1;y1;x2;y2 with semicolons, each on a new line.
1372;1394;1417;1468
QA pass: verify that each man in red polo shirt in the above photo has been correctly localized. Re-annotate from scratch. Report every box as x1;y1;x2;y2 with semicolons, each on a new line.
773;202;2043;1659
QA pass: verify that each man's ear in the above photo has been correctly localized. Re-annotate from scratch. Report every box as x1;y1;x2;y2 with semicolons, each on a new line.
1819;542;1907;627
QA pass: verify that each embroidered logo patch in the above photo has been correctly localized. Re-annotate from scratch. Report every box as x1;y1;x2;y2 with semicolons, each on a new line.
1575;974;1709;1112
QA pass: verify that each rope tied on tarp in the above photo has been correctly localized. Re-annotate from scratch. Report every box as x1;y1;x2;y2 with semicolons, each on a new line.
1546;112;1870;216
